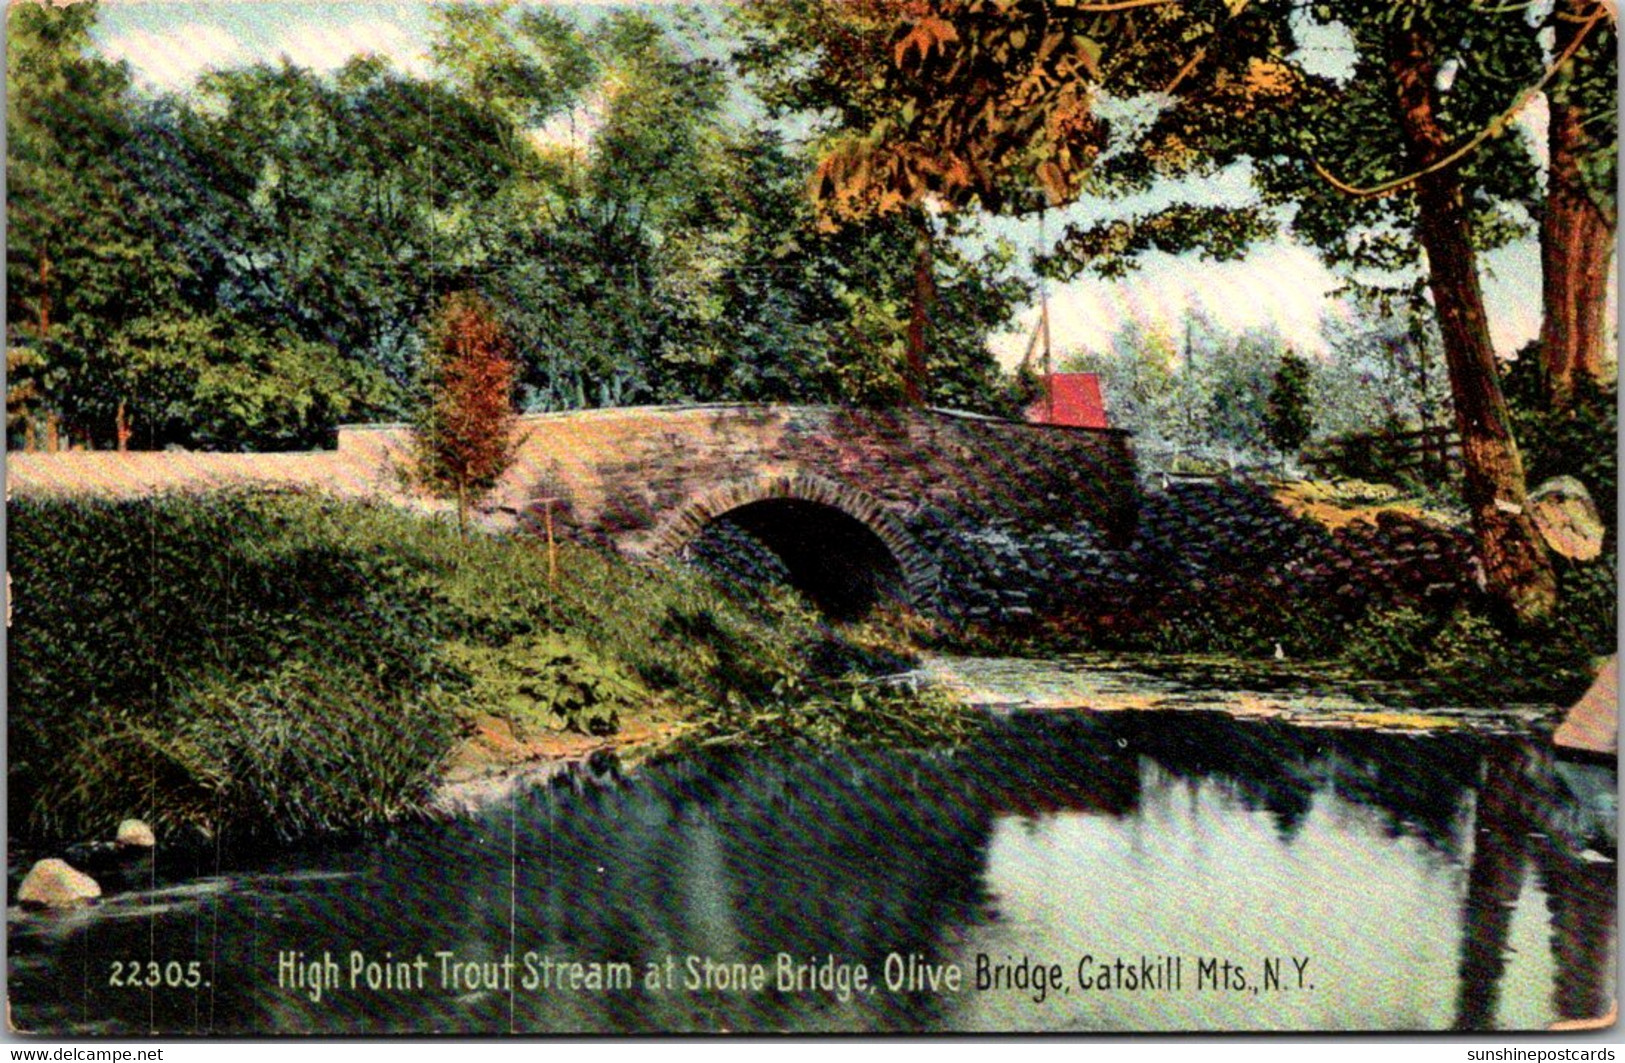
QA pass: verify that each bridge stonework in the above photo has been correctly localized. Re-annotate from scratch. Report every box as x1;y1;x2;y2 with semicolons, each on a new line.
7;404;1137;614
342;405;1137;607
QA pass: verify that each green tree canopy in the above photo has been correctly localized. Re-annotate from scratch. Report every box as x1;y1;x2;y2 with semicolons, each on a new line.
438;2;1023;412
7;0;166;447
1264;350;1314;457
5;1;1035;448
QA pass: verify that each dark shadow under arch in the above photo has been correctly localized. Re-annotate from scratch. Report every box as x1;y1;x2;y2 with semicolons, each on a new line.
687;498;907;620
647;473;937;617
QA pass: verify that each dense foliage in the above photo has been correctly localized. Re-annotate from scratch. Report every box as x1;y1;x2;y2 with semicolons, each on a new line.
11;493;457;844
1264;352;1314;458
5;1;1022;452
742;0;1618;628
7;492;942;848
1501;349;1618;658
1057;306;1450;469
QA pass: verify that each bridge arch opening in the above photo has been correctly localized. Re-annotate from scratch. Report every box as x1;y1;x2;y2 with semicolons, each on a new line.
685;498;907;621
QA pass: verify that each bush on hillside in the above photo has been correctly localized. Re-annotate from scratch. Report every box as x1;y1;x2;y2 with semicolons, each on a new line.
7;491;839;848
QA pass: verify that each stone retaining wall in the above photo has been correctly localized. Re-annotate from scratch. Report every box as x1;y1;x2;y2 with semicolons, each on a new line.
7;427;1475;628
923;477;1478;629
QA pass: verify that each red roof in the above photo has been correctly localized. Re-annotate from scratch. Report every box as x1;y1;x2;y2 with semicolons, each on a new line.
1024;373;1110;429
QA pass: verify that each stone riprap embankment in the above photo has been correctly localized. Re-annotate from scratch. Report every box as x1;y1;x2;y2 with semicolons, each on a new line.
918;478;1477;630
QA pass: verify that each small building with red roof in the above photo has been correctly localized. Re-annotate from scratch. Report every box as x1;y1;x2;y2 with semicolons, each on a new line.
1023;373;1110;429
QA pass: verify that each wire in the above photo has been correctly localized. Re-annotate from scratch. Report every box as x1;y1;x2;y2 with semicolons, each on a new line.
1311;7;1609;200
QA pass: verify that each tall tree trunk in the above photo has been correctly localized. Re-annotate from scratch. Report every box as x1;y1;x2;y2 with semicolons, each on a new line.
1387;24;1558;627
37;253;54;451
1540;0;1616;409
905;215;935;405
37;252;51;342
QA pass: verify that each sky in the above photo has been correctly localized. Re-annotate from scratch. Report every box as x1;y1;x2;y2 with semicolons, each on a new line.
86;0;1585;372
94;2;439;84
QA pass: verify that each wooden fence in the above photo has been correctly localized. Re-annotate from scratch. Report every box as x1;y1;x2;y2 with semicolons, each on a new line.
1304;425;1462;481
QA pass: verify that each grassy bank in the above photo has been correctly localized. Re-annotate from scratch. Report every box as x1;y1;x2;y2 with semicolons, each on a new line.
9;491;964;851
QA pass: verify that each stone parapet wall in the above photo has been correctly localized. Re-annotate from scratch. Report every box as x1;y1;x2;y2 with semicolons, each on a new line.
5;450;375;499
336;404;1138;558
6;421;1474;629
9;404;1139;614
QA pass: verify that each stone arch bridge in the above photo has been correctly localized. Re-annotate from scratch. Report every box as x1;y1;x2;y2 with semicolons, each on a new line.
9;404;1137;616
344;405;1137;614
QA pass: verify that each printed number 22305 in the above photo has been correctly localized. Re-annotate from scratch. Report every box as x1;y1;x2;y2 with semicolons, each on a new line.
108;960;206;989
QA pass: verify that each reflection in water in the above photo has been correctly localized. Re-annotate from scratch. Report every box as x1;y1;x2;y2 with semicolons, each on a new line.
1454;742;1617;1030
8;712;1615;1034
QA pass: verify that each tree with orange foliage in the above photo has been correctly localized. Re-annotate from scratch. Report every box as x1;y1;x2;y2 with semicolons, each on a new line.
413;292;520;536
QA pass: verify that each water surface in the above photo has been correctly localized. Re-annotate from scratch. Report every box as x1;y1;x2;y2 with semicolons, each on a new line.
9;710;1615;1035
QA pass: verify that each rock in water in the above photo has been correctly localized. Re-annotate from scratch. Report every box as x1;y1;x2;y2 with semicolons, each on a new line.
1555;656;1617;758
1529;476;1605;561
115;818;156;848
17;859;102;910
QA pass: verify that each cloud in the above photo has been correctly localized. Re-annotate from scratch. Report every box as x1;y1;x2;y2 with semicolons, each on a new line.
99;23;246;90
270;18;430;78
97;13;432;90
992;240;1344;370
